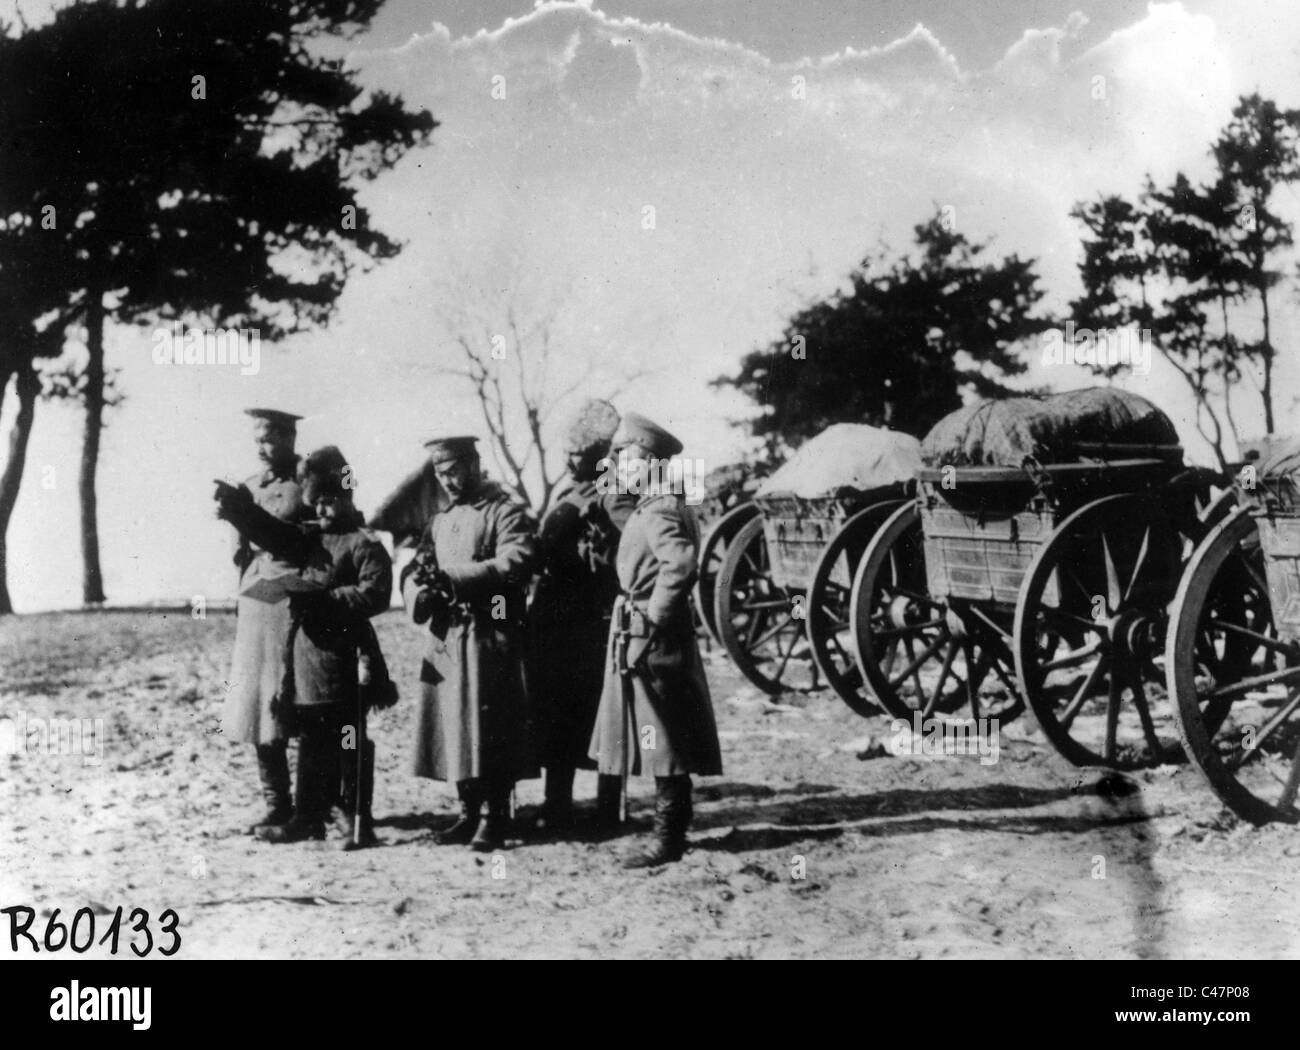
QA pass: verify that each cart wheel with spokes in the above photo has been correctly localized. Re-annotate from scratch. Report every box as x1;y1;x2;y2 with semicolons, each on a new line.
694;502;759;647
1168;506;1300;824
849;503;1010;721
806;502;902;717
715;515;817;695
1196;485;1237;533
1013;492;1187;769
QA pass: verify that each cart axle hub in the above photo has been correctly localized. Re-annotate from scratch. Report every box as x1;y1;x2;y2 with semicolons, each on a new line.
887;596;920;630
1106;610;1161;660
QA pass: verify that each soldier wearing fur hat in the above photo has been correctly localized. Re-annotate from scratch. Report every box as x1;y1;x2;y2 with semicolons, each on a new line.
527;400;637;836
215;446;394;848
220;408;310;833
401;436;538;852
588;413;723;868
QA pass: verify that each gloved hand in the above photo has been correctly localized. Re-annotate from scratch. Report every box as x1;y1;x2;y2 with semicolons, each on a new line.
629;618;664;674
213;479;254;521
411;587;435;625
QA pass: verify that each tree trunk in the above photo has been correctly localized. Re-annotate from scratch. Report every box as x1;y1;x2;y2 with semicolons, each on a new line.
80;286;107;605
0;364;40;615
1257;263;1275;435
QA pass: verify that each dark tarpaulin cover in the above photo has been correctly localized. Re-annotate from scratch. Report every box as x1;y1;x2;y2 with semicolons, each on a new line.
919;387;1180;468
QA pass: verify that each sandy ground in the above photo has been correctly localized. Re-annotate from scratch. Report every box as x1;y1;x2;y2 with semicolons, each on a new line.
2;608;1299;960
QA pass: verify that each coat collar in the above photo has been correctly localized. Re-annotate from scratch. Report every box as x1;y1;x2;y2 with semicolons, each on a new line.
634;491;680;511
259;455;300;486
450;477;508;510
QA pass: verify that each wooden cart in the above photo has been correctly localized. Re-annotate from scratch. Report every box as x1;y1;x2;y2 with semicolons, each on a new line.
1168;443;1300;822
850;398;1223;768
710;425;921;707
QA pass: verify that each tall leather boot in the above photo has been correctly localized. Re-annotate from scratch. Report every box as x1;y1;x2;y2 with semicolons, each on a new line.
336;738;377;851
434;779;482;845
623;775;691;869
590;773;625;839
471;782;512;852
531;765;575;836
674;776;694;848
257;725;331;844
249;741;291;833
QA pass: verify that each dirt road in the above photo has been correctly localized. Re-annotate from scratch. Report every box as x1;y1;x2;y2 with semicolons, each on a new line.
2;610;1296;959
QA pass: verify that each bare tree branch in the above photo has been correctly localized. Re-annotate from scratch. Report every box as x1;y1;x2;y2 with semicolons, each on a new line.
428;261;652;512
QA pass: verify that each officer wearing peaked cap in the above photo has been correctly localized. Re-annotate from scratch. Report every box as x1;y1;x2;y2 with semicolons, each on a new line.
615;412;684;457
589;413;722;868
220;408;310;833
527;400;637;837
216;445;394;848
401;434;539;852
245;407;303;430
424;435;480;463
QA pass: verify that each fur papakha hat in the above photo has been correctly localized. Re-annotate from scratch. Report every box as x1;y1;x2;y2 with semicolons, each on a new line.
298;445;351;502
564;399;620;455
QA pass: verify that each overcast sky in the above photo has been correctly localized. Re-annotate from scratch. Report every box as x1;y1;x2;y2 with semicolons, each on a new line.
4;0;1300;610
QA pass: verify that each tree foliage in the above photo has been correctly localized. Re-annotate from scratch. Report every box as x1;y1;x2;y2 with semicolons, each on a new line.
0;0;436;604
714;211;1050;447
1070;94;1300;465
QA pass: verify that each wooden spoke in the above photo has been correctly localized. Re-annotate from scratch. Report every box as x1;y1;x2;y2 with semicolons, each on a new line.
1104;671;1121;763
750;611;798;651
872;619;945;639
890;632;948;689
1101;533;1122;613
931;640;959;709
1059;656;1110;731
1228;685;1300;770
1127;664;1163;757
1122;526;1152;604
1040;640;1102;674
1208;665;1300;704
1215;619;1295;655
1039;605;1103;634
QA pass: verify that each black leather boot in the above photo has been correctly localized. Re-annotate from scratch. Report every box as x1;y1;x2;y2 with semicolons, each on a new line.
249;741;291;833
471;784;512;852
531;765;575;837
257;815;327;843
623;776;690;869
257;726;331;844
589;773;625;839
434;780;482;845
336;738;377;851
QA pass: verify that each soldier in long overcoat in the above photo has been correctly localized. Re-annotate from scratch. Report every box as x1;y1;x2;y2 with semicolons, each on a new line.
216;447;394;847
588;414;722;868
527;400;636;835
401;436;538;852
220;408;310;831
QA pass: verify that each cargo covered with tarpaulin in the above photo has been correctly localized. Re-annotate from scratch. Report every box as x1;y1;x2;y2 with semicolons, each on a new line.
916;387;1186;605
920;386;1182;469
754;423;922;590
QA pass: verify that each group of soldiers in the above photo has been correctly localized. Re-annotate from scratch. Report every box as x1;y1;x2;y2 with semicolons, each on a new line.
214;401;722;868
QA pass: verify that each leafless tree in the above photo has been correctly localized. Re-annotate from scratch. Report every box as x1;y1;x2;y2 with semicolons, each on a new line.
431;263;656;512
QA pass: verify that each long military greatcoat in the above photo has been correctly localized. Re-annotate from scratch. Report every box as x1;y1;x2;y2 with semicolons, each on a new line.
589;490;723;778
225;503;393;709
402;480;539;784
222;460;308;744
528;479;636;770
